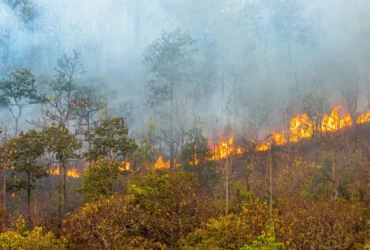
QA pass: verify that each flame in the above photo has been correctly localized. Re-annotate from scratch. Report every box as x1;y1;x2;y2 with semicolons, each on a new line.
273;131;286;146
119;161;131;171
47;167;60;176
189;154;199;165
255;105;358;151
210;136;243;160
67;169;80;178
47;166;80;178
256;142;270;151
290;113;313;143
154;156;170;169
153;156;181;169
357;110;370;124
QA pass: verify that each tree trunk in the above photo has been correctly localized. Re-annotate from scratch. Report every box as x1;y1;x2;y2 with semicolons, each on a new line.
27;173;31;225
15;117;19;136
225;160;229;216
57;182;62;237
332;152;338;200
63;165;67;213
2;170;5;232
269;148;273;218
87;115;92;150
170;142;175;169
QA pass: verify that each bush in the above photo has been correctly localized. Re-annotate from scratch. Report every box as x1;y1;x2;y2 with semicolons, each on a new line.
0;216;67;250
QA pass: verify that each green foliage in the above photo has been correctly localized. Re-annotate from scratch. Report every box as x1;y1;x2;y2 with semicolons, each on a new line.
181;192;271;250
6;130;46;199
65;195;166;250
0;68;44;109
182;128;211;165
128;170;203;248
41;123;82;164
278;199;369;249
132;117;158;170
0;215;67;250
84;117;137;162
0;228;67;250
240;226;284;250
0;68;45;134
78;160;121;200
67;170;216;249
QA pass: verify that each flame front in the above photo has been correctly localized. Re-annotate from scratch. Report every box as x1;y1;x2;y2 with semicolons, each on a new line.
47;167;80;178
255;105;359;151
210;136;243;160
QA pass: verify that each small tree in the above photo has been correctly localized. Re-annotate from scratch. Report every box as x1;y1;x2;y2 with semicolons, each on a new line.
7;130;46;222
0;68;45;135
78;160;121;200
41;123;82;233
240;226;285;250
84;117;137;162
182;128;211;166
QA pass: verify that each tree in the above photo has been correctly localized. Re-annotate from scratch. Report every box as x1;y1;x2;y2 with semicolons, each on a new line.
132;117;158;171
240;226;285;250
6;129;46;222
41;50;84;128
78;160;122;200
41;123;82;233
0;68;45;135
181;191;270;250
128;170;207;248
84;117;137;162
67;170;212;249
143;29;197;168
65;195;165;250
73;82;107;149
182;128;211;166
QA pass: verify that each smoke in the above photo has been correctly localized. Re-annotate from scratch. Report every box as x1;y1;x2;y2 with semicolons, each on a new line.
1;0;370;140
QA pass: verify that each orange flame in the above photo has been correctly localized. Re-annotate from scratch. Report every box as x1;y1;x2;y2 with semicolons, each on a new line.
255;105;358;151
67;169;80;178
210;136;243;160
321;105;353;133
119;161;131;171
47;167;80;178
273;131;286;146
189;154;199;165
154;156;170;169
256;142;270;151
357;110;370;124
153;156;182;169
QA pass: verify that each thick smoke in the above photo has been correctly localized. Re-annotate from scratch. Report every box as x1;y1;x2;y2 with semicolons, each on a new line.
1;0;370;140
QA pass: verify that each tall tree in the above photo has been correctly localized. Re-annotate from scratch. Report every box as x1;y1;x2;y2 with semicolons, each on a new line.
73;82;107;148
41;50;84;128
143;29;197;168
0;68;45;135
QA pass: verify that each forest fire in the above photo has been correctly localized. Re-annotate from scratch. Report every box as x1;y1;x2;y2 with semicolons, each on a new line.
255;105;368;151
209;136;243;160
154;156;170;169
47;167;81;178
120;161;131;171
42;106;370;172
